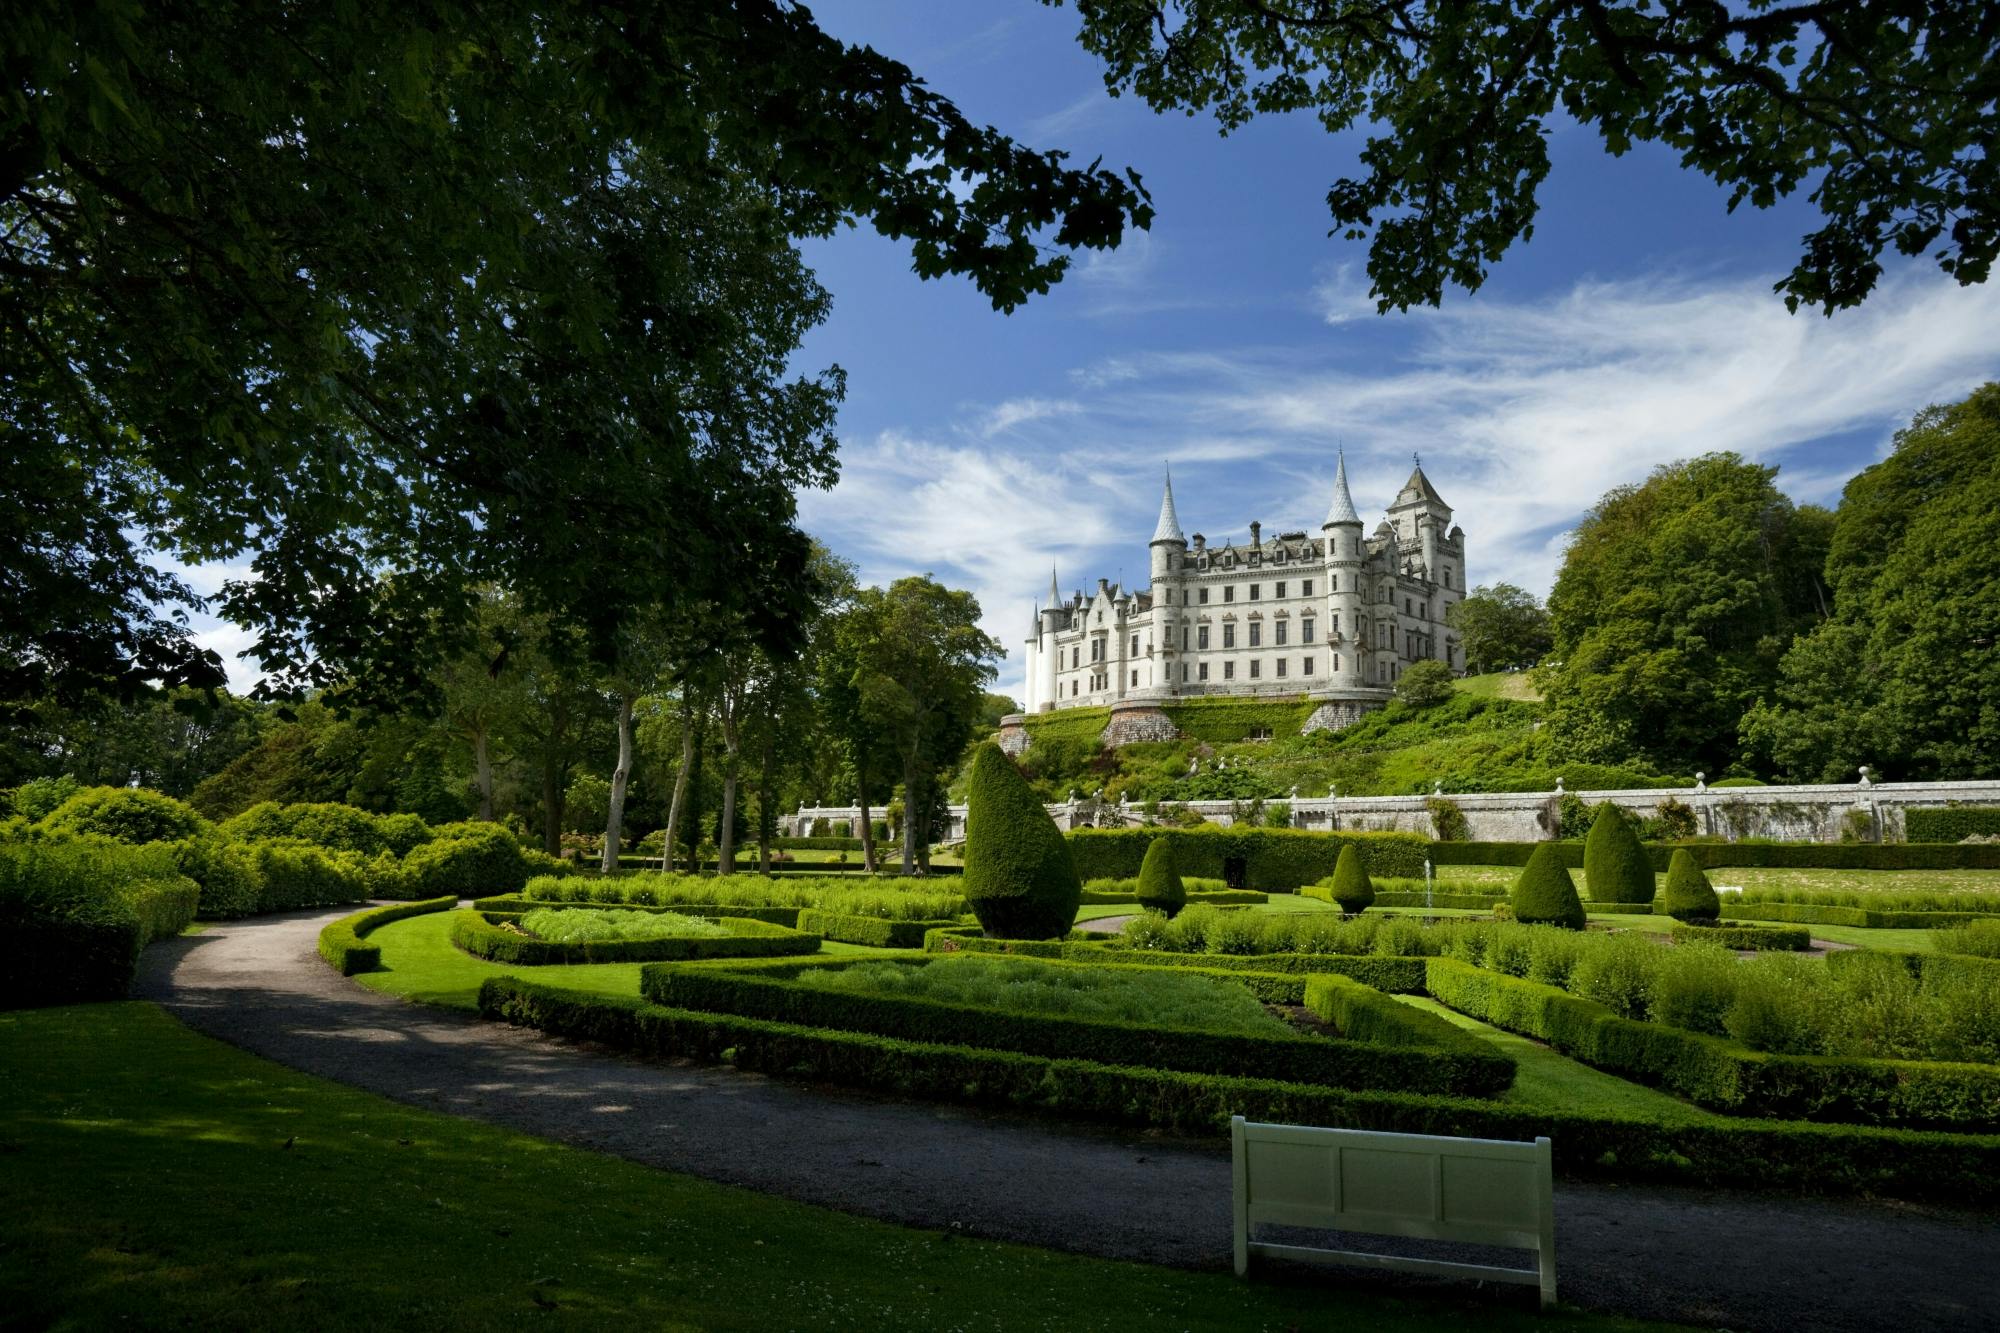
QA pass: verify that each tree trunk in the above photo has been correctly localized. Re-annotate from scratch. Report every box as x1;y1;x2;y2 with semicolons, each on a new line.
540;755;562;856
662;698;695;871
600;693;635;875
900;756;922;876
857;772;877;874
717;684;742;876
755;729;775;874
472;728;494;821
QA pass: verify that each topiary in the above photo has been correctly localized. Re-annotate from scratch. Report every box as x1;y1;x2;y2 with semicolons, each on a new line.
38;787;210;846
961;745;1080;939
1662;847;1722;923
1134;836;1186;918
1583;803;1655;905
1323;844;1376;915
1511;843;1586;930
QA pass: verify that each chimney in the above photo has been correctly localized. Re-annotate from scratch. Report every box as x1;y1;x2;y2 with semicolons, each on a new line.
1097;577;1109;594
1192;533;1206;550
1250;520;1262;547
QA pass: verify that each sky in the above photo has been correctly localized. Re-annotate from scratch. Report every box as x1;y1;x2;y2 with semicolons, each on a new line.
188;2;2000;700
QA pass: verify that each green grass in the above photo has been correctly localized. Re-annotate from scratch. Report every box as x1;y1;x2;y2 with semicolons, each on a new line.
795;956;1293;1037
1455;671;1544;702
516;907;732;942
0;1002;1675;1331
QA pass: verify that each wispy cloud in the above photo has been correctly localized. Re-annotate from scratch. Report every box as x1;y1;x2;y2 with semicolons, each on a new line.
1027;89;1112;141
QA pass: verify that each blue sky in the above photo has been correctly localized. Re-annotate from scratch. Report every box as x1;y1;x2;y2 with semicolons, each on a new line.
188;3;2000;699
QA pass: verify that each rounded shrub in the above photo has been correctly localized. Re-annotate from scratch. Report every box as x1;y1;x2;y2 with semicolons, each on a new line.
961;745;1081;939
1135;837;1187;918
1583;803;1654;905
1324;844;1376;915
1662;847;1721;923
221;801;389;855
403;824;529;898
1511;844;1586;930
171;836;262;918
39;787;210;845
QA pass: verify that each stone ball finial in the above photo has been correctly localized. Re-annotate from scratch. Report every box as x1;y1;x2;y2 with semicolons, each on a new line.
1432;779;1444;796
1695;771;1707;792
1858;765;1872;786
1555;776;1565;794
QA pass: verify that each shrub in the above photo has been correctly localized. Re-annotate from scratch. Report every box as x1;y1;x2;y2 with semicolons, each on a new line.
402;824;529;897
1646;796;1698;842
1426;797;1469;842
244;841;370;912
961;746;1080;939
1584;803;1655;905
1134;836;1187;918
1723;956;1829;1056
1645;941;1739;1036
1066;826;1430;887
220;801;406;856
452;910;817;964
1935;920;2000;958
8;774;79;822
1671;922;1812;951
1907;806;2000;843
1323;844;1376;915
518;907;729;942
1568;931;1659;1019
1662;848;1721;923
0;839;200;1007
38;787;209;845
794;909;955;948
1394;660;1456;708
171;836;262;917
1511;844;1585;929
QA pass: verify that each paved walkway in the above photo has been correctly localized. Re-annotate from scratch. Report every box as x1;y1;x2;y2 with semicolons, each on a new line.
135;908;1999;1332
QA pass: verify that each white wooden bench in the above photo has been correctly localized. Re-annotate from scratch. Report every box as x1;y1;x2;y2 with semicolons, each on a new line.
1231;1117;1556;1309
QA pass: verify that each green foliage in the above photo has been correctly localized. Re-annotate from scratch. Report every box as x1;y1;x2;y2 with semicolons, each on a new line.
401;824;529;898
316;897;457;976
1584;804;1656;905
1511;845;1586;929
517;908;729;943
793;910;956;949
1134;836;1187;917
1429;839;2000;873
1743;387;2000;781
0;838;199;1007
1670;922;1812;951
218;801;433;858
1935;920;2000;959
526;872;963;921
1393;660;1456;709
1662;849;1721;923
1067;826;1429;887
38;786;209;845
8;775;80;822
1447;584;1553;674
1425;796;1469;842
451;910;815;965
241;841;371;913
1325;844;1376;914
1160;696;1317;742
1019;707;1112;746
961;746;1081;939
1646;797;1698;842
1908;806;2000;843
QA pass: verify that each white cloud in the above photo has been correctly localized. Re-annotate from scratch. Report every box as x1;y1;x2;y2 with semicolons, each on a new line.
192;621;267;695
1027;90;1112;141
975;396;1082;437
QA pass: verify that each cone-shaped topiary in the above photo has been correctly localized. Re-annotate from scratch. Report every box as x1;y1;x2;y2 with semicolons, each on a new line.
1326;843;1376;915
1582;803;1655;905
1135;836;1187;918
1662;848;1722;923
961;745;1082;939
1511;843;1587;930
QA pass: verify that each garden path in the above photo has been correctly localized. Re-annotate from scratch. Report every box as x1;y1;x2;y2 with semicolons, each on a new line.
136;908;1999;1333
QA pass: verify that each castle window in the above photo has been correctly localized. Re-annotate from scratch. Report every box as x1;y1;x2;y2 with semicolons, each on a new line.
1183;627;1190;650
1130;634;1138;657
1302;579;1313;597
1071;647;1079;669
1223;586;1235;603
1275;581;1286;599
1302;617;1315;643
1310;656;1320;674
1071;681;1079;696
1249;584;1260;600
1223;661;1235;681
1276;658;1286;678
1249;623;1261;648
1199;587;1210;605
1199;663;1210;682
1249;660;1261;679
1198;625;1210;650
1275;621;1288;647
1131;670;1138;687
1222;624;1236;649
1181;664;1188;682
1443;569;1452;589
1406;598;1413;614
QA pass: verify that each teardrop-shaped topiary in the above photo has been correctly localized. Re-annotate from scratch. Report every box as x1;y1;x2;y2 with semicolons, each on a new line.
961;745;1081;939
1326;843;1375;915
1135;836;1187;918
1582;803;1655;905
1512;843;1586;930
1662;848;1721;923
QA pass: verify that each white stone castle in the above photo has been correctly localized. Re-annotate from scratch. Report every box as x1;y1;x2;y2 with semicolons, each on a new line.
1022;456;1466;729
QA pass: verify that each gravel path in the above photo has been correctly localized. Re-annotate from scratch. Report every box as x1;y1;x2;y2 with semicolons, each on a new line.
135;908;2000;1331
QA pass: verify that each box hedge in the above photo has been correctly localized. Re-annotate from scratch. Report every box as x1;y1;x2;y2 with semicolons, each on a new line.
1725;903;2000;929
1669;921;1812;951
1511;844;1585;929
1905;807;2000;843
1135;836;1187;917
478;975;2000;1203
794;909;955;949
1066;827;1429;887
961;746;1081;938
0;839;202;1008
1301;973;1507;1079
1662;848;1721;923
1431;840;2000;871
449;910;820;965
1584;804;1656;905
316;896;457;975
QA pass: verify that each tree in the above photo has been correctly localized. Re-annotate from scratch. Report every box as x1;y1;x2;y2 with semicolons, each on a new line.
1135;836;1187;918
1326;844;1376;916
1740;384;2000;781
1511;844;1586;930
818;599;908;875
1540;453;1831;772
1060;0;1996;313
961;746;1082;939
1582;803;1655;906
1447;584;1553;674
1663;849;1721;924
1393;660;1456;709
436;592;528;823
5;3;1149;711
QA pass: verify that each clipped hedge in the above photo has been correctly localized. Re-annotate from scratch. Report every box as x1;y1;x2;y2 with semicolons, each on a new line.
1077;887;1268;906
962;745;1081;938
1424;958;2000;1130
1669;921;1812;951
0;838;204;1008
1364;890;1508;910
478;976;2000;1203
316;897;457;976
795;909;955;949
639;963;1505;1096
772;836;866;851
1725;903;2000;929
1905;807;2000;843
471;894;802;926
1431;840;2000;871
1828;949;2000;989
449;910;819;965
1302;974;1513;1099
1067;827;1429;888
1159;696;1318;742
1583;804;1656;905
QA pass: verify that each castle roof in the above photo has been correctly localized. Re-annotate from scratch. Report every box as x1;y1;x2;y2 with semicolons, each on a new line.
1151;468;1186;545
1391;457;1450;512
1323;451;1362;527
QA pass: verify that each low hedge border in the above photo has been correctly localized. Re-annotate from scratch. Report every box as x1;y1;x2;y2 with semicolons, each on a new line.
477;976;2000;1204
1429;841;2000;872
1722;902;2000;929
317;897;457;976
1423;958;2000;1130
1905;807;2000;842
1827;949;2000;988
637;963;1508;1096
1076;888;1270;906
794;909;957;949
1306;885;1503;911
1303;973;1491;1054
1669;921;1812;951
449;910;820;965
471;895;803;927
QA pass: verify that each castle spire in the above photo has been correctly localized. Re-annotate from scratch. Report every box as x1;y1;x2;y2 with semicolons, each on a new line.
1322;450;1362;527
1150;465;1186;545
1048;564;1061;605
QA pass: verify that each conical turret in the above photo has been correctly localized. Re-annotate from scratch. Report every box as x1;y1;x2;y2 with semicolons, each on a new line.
1322;451;1362;528
1150;467;1187;546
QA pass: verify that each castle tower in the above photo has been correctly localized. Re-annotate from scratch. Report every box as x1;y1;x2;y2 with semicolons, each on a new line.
1148;468;1187;696
1321;451;1365;689
1035;566;1063;711
1387;455;1457;664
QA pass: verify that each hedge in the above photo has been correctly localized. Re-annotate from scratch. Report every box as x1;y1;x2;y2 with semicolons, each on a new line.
1077;887;1268;906
1038;942;1431;996
794;909;956;949
961;745;1081;938
1905;807;2000;843
1424;958;2000;1130
477;976;2000;1203
1301;972;1514;1099
0;840;202;1008
471;894;802;926
449;910;820;965
1067;827;1430;887
1669;921;1812;951
1159;696;1318;742
1724;903;2000;929
1430;840;2000;871
639;963;1509;1096
1363;890;1508;910
1826;949;2000;989
316;897;458;975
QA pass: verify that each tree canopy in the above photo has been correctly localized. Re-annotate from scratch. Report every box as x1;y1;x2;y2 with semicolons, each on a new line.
1447;583;1554;674
4;1;1151;712
1057;0;1997;313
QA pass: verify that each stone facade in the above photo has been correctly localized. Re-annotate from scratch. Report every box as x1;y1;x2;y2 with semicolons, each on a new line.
1020;457;1466;731
1100;701;1181;747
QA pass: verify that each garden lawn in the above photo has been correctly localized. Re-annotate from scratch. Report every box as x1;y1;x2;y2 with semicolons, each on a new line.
0;1003;1677;1332
356;911;898;1010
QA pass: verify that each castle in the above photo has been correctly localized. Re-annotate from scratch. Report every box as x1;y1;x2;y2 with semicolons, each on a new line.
1021;456;1466;730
